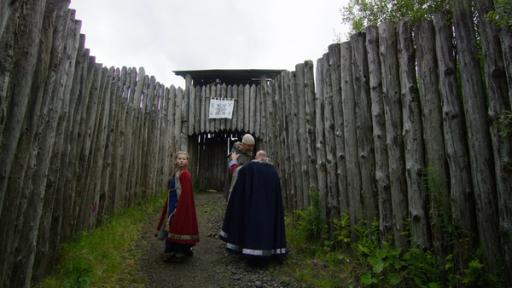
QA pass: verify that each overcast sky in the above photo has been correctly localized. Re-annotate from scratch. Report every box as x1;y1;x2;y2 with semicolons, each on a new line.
69;0;350;87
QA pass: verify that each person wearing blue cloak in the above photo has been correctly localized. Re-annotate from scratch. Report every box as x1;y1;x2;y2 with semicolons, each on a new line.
220;150;287;261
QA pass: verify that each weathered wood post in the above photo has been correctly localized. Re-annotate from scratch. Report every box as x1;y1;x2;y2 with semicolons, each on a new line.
366;25;393;240
398;20;430;248
452;0;501;273
379;21;409;248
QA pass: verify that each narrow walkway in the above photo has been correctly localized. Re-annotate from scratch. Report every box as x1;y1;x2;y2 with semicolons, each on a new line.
135;192;302;288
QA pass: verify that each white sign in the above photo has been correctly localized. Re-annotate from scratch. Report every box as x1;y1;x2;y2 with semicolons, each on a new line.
209;99;234;119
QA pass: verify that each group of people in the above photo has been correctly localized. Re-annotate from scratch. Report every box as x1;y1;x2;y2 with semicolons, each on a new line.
155;133;287;263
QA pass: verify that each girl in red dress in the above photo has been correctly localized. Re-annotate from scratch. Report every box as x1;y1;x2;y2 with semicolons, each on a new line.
156;151;199;261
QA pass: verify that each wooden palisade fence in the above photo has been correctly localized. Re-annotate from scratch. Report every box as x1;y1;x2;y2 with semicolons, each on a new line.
0;0;511;286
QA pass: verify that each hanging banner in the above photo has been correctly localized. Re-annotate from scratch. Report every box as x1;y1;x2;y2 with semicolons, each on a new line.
209;98;234;119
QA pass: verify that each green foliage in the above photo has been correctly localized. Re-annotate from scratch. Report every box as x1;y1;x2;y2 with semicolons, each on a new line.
487;0;512;29
341;0;450;32
286;189;327;253
38;194;164;288
495;110;512;137
285;195;499;288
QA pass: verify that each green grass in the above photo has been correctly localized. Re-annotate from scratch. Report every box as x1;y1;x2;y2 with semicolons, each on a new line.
38;193;165;288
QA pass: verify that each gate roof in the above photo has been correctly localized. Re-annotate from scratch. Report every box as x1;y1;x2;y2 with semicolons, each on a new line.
174;69;284;85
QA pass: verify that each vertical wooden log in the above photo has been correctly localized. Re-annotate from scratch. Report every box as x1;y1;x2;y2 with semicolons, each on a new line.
128;68;145;206
238;85;244;131
249;84;257;134
206;84;213;133
175;84;183;149
304;61;317;196
0;0;19;39
282;72;297;209
452;0;501;273
379;21;409;248
415;19;452;257
221;84;227;132
328;44;349;217
398;20;430;248
500;30;512;106
366;26;393;239
0;1;56;283
255;84;261;137
0;0;48;217
33;16;81;281
167;85;177;164
9;6;75;286
315;57;328;218
475;0;512;278
432;13;476;245
178;87;188;151
62;37;91;242
341;41;363;231
324;51;341;218
200;85;206;133
295;63;309;207
351;32;378;224
227;85;234;131
73;57;99;234
187;76;195;136
244;84;250;132
230;85;238;131
195;83;201;135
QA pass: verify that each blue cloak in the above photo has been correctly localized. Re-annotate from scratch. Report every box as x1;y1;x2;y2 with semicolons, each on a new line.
220;160;287;257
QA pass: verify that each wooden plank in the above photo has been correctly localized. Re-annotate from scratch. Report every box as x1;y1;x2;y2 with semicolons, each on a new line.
366;25;393;240
398;20;430;248
341;41;363;231
452;0;501;273
379;21;409;248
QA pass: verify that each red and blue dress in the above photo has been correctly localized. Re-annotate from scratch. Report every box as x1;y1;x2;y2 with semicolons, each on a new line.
156;169;199;254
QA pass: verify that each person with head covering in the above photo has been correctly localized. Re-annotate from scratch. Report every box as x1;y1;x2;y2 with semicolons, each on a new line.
226;133;255;199
220;150;287;262
156;151;199;262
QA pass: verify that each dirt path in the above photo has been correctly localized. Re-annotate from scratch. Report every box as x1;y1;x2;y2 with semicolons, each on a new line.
135;191;302;288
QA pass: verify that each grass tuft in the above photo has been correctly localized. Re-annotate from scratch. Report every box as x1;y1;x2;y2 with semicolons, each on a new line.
38;193;165;288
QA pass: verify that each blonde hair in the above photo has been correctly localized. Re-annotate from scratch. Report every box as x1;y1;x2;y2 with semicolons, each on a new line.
175;151;189;159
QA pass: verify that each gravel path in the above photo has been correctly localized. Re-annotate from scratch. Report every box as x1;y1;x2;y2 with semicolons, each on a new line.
135;191;303;288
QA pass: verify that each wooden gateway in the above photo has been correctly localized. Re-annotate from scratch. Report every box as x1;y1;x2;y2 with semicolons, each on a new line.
173;69;284;193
